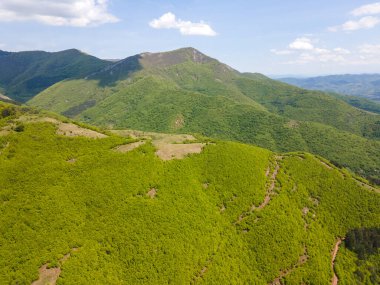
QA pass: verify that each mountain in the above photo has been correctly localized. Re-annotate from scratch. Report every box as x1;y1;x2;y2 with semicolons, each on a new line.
279;74;380;102
28;47;380;183
0;101;379;284
0;49;111;102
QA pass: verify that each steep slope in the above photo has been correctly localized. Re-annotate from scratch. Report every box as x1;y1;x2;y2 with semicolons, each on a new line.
0;49;111;102
29;48;380;182
279;74;380;101
0;102;379;284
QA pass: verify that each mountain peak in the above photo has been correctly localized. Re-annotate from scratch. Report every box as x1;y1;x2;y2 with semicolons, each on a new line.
138;47;214;68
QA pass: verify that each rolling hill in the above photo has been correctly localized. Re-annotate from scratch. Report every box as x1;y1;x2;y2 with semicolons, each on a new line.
0;49;111;102
279;74;380;102
0;102;379;284
28;48;380;183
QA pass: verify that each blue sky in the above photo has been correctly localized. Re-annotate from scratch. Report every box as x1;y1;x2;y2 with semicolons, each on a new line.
1;0;380;76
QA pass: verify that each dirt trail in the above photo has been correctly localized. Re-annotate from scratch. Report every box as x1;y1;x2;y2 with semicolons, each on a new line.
331;239;343;285
270;247;309;285
236;156;282;224
353;178;380;194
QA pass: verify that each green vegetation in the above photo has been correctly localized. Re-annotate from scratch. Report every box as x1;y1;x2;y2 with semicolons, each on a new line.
0;102;379;284
29;49;380;182
335;228;380;284
0;49;111;102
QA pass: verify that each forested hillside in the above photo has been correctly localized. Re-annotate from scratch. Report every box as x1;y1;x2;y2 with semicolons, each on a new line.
0;49;111;102
0;102;379;284
28;48;380;183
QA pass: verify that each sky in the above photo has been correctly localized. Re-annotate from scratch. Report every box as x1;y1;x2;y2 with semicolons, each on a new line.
0;0;380;76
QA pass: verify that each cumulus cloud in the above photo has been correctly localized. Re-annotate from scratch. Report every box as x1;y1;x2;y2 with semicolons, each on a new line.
329;2;380;32
351;2;380;16
273;37;350;64
288;37;314;50
270;49;294;55
149;12;217;36
359;44;380;55
0;0;119;27
329;16;380;31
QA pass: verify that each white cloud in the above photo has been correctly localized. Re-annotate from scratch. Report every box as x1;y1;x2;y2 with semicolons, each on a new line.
289;37;314;50
359;44;380;55
351;2;380;16
329;2;380;32
149;12;217;36
333;47;351;55
275;37;351;64
270;49;294;55
339;16;380;31
0;0;119;27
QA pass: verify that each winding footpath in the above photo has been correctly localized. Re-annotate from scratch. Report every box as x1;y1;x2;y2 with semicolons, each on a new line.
194;156;283;282
236;156;282;224
331;239;343;285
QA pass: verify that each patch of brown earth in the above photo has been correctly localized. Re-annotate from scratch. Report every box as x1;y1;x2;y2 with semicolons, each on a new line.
155;143;205;160
16;116;107;139
114;141;146;153
31;248;79;285
31;264;61;285
285;120;299;129
147;188;157;198
66;158;76;163
57;123;107;138
111;129;206;160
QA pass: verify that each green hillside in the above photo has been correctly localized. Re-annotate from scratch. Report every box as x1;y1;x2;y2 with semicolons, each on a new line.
0;49;111;102
0;102;379;284
29;48;380;183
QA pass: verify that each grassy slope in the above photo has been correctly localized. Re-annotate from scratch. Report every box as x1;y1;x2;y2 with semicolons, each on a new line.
0;49;110;102
0;103;379;284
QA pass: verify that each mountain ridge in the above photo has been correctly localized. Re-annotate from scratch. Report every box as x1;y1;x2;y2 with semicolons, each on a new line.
27;47;380;183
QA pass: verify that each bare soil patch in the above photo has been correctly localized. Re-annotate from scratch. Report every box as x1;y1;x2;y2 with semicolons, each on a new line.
31;247;79;285
155;143;205;160
111;129;208;160
16;116;107;139
57;123;107;138
147;188;157;198
31;265;61;285
114;141;146;153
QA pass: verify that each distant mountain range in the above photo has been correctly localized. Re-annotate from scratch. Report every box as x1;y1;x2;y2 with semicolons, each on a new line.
279;74;380;102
